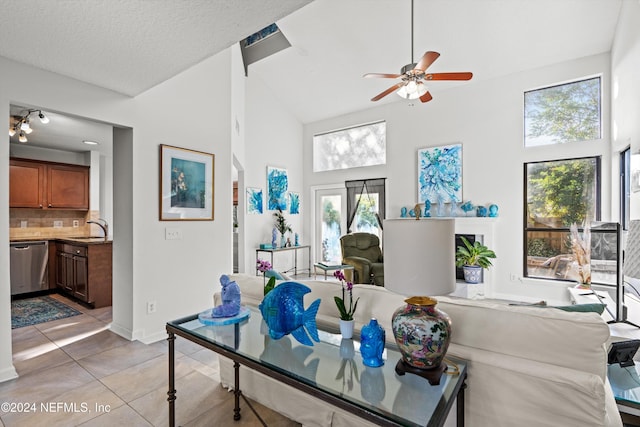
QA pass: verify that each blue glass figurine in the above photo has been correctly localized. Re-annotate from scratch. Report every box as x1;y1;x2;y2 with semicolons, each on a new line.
461;201;474;217
476;206;488;217
400;207;408;218
424;200;431;217
272;227;277;248
489;204;499;217
211;274;241;317
295;233;300;246
360;318;385;367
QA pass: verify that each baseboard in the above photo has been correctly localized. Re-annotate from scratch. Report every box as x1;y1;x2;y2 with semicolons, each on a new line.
109;321;134;340
0;365;19;383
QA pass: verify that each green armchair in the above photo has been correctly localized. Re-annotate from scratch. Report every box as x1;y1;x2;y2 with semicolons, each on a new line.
340;233;384;286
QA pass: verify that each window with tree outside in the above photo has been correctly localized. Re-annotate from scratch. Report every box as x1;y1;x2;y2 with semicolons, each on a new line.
523;76;605;283
525;157;602;282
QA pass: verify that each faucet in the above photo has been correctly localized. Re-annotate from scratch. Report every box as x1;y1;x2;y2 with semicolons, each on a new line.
87;219;109;241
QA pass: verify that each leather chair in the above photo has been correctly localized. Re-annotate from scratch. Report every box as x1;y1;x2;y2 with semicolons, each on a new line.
340;233;384;286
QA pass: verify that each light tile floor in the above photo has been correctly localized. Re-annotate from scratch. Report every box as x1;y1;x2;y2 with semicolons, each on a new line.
0;294;299;427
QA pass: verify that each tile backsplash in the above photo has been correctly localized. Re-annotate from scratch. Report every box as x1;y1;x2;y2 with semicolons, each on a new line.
9;209;102;239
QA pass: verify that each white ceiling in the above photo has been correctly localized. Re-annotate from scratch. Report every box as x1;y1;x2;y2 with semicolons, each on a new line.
2;0;622;151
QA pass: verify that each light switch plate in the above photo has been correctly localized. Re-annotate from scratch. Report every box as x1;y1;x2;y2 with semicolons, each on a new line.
165;227;183;240
53;220;63;228
20;220;27;228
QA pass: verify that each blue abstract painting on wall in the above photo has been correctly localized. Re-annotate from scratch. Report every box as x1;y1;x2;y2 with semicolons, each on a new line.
417;144;462;204
247;187;263;214
289;192;300;214
267;166;289;210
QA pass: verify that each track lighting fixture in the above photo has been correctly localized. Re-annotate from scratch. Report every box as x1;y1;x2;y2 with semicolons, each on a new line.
8;109;50;143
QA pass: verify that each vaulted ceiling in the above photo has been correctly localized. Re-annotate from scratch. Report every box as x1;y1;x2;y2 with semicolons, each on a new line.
1;0;622;149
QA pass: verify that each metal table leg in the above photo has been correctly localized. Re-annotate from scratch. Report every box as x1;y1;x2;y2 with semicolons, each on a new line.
167;332;176;427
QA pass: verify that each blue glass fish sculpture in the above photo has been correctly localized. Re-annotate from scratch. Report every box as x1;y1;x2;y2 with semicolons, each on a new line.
258;282;321;346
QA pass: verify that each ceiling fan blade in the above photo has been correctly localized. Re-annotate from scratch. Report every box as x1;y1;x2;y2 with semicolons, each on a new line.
363;73;402;79
419;91;433;103
371;82;405;101
414;51;440;72
425;72;473;81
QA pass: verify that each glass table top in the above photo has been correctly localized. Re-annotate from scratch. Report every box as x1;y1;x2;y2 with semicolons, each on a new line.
608;363;640;407
168;306;466;427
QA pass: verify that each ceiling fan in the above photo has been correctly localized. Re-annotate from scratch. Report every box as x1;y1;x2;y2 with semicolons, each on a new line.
364;0;473;103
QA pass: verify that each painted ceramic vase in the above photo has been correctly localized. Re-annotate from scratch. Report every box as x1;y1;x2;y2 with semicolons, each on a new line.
391;296;451;370
360;318;385;367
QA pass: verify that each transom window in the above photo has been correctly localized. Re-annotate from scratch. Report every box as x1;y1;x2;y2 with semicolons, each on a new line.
313;121;386;172
524;77;601;147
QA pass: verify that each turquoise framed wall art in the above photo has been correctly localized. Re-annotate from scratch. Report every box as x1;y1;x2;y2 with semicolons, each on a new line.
289;192;300;214
267;166;288;210
160;144;214;220
247;187;263;214
417;144;462;204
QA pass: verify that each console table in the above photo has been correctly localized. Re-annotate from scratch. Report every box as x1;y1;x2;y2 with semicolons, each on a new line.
255;245;311;277
167;306;467;426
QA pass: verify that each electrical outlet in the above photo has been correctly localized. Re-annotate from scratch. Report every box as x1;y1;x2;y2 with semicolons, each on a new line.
147;301;157;314
165;227;183;240
20;220;27;228
53;220;63;228
73;220;79;228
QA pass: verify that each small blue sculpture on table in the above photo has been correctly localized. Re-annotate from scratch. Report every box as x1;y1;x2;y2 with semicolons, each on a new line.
211;275;241;317
489;204;499;217
360;318;385;367
259;281;321;346
477;205;488;217
272;227;277;248
409;209;416;217
400;207;408;218
295;233;300;246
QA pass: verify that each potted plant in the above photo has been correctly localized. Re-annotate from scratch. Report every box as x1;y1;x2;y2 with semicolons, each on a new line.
455;236;497;284
273;208;292;248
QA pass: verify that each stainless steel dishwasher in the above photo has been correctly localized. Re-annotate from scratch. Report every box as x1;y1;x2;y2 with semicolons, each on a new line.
10;241;49;295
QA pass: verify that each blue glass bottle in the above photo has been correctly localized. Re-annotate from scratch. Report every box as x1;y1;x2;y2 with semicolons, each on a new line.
360;318;385;367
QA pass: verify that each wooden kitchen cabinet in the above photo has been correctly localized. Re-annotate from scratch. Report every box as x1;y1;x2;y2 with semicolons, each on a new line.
9;159;45;208
10;158;89;210
55;242;112;308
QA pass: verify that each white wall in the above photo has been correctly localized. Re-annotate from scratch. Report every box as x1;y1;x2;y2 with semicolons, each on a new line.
612;0;640;220
243;75;304;274
0;49;237;379
303;53;612;305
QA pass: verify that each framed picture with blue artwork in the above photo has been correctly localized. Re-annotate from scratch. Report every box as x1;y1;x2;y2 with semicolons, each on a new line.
417;144;462;204
289;192;300;214
160;144;214;221
267;166;288;210
247;187;263;214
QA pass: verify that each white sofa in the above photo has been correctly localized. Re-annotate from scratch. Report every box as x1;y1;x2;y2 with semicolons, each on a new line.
216;274;622;427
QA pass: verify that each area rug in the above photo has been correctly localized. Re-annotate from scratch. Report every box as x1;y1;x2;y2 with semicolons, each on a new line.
11;296;82;329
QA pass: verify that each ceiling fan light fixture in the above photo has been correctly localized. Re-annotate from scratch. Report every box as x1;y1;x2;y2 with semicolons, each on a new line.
18;132;27;143
38;111;50;124
8;126;16;137
20;120;30;131
397;81;428;100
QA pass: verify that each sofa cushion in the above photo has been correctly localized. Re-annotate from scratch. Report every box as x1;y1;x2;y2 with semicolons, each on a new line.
437;296;610;380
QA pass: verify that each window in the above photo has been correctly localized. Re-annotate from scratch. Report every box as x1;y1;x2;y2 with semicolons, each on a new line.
621;148;631;231
313;121;386;172
524;77;601;147
524;157;601;281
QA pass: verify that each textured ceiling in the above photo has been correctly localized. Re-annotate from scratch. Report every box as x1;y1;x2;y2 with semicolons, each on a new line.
2;0;623;151
0;0;312;96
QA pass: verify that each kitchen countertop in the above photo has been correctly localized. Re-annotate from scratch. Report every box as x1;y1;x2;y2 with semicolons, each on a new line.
10;236;112;245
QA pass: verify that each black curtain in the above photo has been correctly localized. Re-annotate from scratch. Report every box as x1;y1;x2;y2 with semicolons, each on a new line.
346;178;386;233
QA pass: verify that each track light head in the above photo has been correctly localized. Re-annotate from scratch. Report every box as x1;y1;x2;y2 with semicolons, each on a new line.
18;132;27;143
38;111;49;124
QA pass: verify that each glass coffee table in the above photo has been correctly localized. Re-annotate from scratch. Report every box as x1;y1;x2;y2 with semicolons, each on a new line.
167;306;467;427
